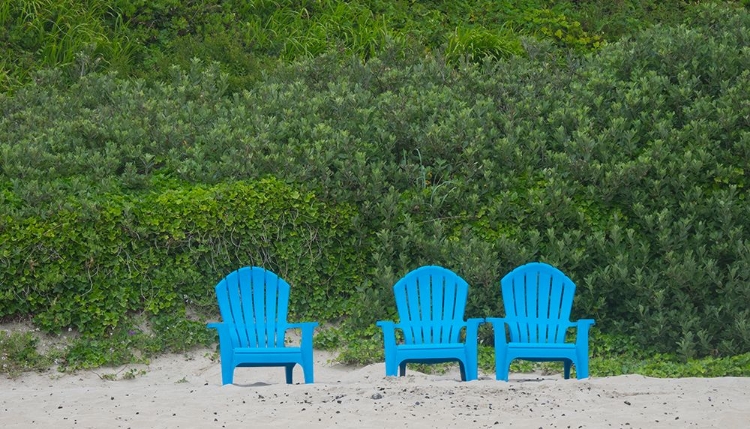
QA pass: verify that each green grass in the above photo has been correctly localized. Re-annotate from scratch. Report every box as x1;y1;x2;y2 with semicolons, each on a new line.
2;0;735;92
0;314;215;378
0;330;54;378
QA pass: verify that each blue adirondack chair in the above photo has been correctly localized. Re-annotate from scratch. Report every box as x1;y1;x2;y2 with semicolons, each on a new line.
487;262;595;381
376;265;484;381
207;267;318;385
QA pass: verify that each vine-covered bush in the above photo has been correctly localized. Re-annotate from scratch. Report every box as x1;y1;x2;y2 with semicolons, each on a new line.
0;178;362;334
1;4;748;360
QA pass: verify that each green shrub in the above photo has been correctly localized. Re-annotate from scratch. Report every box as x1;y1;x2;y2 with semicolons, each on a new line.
56;313;215;371
520;8;604;51
0;177;363;335
1;4;749;368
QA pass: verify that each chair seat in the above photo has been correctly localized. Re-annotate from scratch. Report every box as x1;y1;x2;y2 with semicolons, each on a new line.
235;347;302;354
397;343;466;350
507;343;576;350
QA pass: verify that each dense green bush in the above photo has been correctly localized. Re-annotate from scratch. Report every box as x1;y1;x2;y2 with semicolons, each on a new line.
0;177;362;334
1;4;748;368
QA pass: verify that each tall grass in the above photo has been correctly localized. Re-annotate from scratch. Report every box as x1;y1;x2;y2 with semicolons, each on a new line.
4;0;723;93
239;1;394;59
444;25;525;64
1;0;135;92
1;0;742;93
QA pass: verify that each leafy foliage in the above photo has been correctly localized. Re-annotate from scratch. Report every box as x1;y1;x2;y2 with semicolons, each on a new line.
1;2;749;374
0;177;362;335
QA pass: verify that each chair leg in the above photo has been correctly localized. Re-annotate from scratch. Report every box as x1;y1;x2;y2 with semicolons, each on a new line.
384;356;398;377
458;361;467;381
497;360;510;382
285;364;294;384
302;349;315;383
495;348;510;381
303;362;314;384
399;362;407;377
466;348;478;381
563;360;572;379
576;347;589;379
221;363;235;385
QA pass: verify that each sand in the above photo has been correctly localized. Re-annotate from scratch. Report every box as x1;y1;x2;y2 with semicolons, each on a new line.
1;347;748;429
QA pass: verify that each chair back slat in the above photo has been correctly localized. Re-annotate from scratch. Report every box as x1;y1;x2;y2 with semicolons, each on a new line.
214;267;290;348
501;262;576;344
394;266;468;345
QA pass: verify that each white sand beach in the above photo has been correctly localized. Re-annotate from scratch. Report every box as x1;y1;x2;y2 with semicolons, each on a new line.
1;347;748;429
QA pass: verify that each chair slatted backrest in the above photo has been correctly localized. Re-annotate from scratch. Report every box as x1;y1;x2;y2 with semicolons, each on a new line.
214;267;290;348
501;262;575;344
394;266;468;345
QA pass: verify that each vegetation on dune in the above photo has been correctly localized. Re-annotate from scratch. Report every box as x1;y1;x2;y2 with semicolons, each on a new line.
1;1;749;377
4;0;718;93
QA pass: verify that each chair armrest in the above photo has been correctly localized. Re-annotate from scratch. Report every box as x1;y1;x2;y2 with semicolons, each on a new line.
466;318;485;327
376;320;399;352
485;317;509;345
485;317;507;327
376;320;399;334
207;322;228;334
285;322;318;348
286;322;319;332
573;319;595;346
465;318;485;342
206;322;233;350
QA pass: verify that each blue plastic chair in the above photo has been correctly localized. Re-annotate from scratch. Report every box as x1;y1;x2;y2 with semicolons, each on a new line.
377;265;484;381
207;267;318;385
487;262;595;381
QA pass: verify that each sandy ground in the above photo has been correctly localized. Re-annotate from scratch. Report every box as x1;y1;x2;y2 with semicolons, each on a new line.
1;347;748;429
